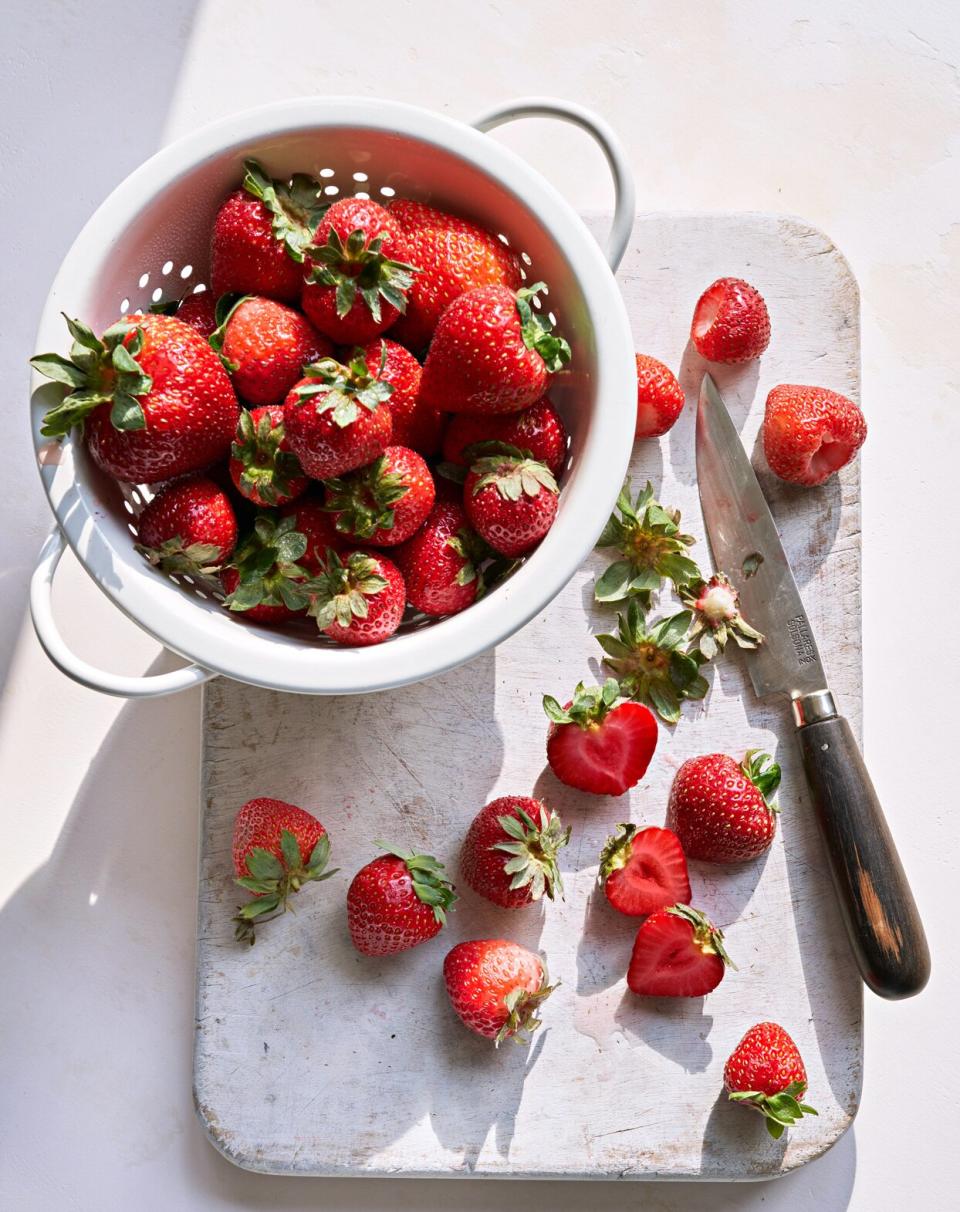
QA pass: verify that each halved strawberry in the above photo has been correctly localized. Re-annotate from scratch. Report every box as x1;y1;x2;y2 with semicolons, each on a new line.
598;825;691;917
691;277;771;364
626;904;734;997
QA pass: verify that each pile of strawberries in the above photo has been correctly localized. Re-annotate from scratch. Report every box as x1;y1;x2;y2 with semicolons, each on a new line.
32;161;572;647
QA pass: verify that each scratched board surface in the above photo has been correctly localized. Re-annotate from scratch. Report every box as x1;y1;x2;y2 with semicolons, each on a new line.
195;213;863;1179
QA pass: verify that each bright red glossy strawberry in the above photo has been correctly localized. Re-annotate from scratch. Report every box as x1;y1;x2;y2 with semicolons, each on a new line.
307;549;405;646
461;796;569;909
282;353;393;479
229;406;309;507
301;197;417;344
388;200;522;350
598;825;691;917
279;498;344;573
211;295;331;407
395;500;486;616
442;397;568;477
420;283;571;415
691;277;771;364
231;796;335;944
443;939;554;1044
634;354;685;439
627;904;733;997
33;313;239;485
464;451;559;558
360;337;442;456
761;384;867;486
135;475;237;578
667;752;781;863
347;845;457;956
172;291;218;338
724;1023;818;1139
210;160;327;303
543;678;658;796
324;445;435;546
220;513;313;624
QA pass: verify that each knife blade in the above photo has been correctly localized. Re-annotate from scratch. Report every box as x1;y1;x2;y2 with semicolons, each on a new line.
695;373;930;1000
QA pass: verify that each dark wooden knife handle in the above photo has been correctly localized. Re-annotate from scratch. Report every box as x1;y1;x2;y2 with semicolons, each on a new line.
797;714;930;999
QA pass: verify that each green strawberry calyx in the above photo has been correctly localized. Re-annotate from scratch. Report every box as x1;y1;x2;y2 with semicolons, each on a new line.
597;822;641;883
376;843;458;924
222;514;313;613
230;407;305;506
595;480;701;605
293;351;393;429
495;961;557;1047
446;526;492;594
514;283;571;373
682;572;764;660
728;1080;818;1140
242;159;328;264
307;549;388;631
31;314;152;437
469;450;559;501
324;454;410;540
543;677;623;731
233;829;337;945
666;903;736;969
740;750;782;810
493;804;571;903
304;225;419;322
207;293;252;372
135;535;225;584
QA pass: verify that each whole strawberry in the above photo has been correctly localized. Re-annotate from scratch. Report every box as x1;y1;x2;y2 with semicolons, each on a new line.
347;845;457;956
543;678;658;796
211;295;331;407
136;476;237;579
33;313;239;484
691;277;771;364
634;354;685;439
172;291;218;338
220;514;313;624
282;353;393;479
464;450;559;557
667;751;781;863
361;337;442;456
442;397;568;477
443;939;554;1044
211;160;327;303
627;904;734;997
229;406;309;507
762;384;867;486
461;796;569;909
395;500;486;617
232;796;335;944
724;1023;818;1139
420;283;571;415
280;498;344;573
324;445;436;546
598;825;691;917
301;197;417;344
388;199;522;350
307;549;406;646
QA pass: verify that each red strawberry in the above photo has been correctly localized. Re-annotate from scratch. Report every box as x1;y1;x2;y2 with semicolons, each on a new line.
443;939;554;1044
361;337;442;456
388;200;522;350
231;796;335;944
282;353;393;479
307;549;405;646
667;752;781;863
420;283;571;415
634;354;685;439
724;1022;818;1138
211;160;327;303
543;679;658;796
347;846;457;956
324;445;435;547
33;313;239;485
460;796;569;909
229;406;309;507
464;451;559;558
211;295;331;407
279;498;344;573
301;198;416;344
395;500;486;617
762;384;867;486
135;476;237;578
627;904;734;997
220;513;313;624
598;825;691;917
172;291;218;338
691;277;771;364
442;397;568;477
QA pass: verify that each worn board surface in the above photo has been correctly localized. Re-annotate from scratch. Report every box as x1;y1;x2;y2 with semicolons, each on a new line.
195;213;863;1180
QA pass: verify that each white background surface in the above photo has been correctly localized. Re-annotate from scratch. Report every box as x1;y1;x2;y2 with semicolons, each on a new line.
0;2;955;1208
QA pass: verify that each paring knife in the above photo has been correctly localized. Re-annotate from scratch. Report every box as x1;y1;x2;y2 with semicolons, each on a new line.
696;374;930;1000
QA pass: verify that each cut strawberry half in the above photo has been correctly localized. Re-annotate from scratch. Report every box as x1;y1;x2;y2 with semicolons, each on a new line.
543;679;658;796
598;825;691;917
627;904;734;997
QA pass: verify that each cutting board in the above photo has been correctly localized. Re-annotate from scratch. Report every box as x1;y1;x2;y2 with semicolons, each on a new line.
194;212;863;1180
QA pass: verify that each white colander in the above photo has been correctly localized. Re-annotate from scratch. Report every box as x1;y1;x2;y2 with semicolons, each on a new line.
29;96;636;698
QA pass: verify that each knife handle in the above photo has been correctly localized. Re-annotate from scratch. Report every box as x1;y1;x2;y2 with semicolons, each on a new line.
796;711;930;999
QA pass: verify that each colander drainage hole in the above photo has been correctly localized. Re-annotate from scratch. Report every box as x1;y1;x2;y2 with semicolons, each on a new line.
521;252;532;265
324;185;339;196
319;167;335;178
352;172;368;182
180;264;193;279
379;185;395;197
161;260;174;275
120;298;130;312
151;288;163;303
138;272;150;288
354;191;369;199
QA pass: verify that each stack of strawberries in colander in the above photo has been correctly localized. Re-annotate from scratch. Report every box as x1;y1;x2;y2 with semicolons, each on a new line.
31;161;573;647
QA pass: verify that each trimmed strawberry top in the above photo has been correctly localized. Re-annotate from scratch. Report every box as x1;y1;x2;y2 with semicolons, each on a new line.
443;939;554;1044
395;500;486;617
762;383;867;486
212;295;331;407
347;845;457;957
136;476;238;578
307;549;406;646
464;449;559;558
598;825;691;918
724;1022;818;1139
667;751;781;863
324;445;436;547
442;397;568;477
229;405;309;507
634;354;685;439
460;795;570;909
691;277;771;364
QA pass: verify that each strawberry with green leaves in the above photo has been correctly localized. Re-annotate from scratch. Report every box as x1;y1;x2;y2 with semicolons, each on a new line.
347;845;457;956
724;1023;818;1138
461;796;570;909
543;679;658;796
324;445;436;546
395;500;487;617
627;904;734;997
220;514;313;624
464;448;559;558
135;476;237;580
598;825;691;917
682;572;763;660
307;549;406;646
667;751;781;863
443;940;554;1044
595;481;700;604
280;498;344;573
229;406;309;508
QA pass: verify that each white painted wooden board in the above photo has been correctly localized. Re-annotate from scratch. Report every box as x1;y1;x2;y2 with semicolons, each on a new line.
195;213;863;1180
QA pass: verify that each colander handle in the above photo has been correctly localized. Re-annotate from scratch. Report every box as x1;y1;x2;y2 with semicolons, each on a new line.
29;527;216;699
472;98;635;271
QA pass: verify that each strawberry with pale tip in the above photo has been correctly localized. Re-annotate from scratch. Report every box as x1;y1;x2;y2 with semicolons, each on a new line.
762;383;867;486
598;825;691;918
347;845;457;957
682;572;764;660
464;447;559;558
135;476;238;580
443;939;555;1044
460;795;570;909
627;903;734;997
229;406;309;507
667;751;781;863
307;549;406;647
724;1022;818;1139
